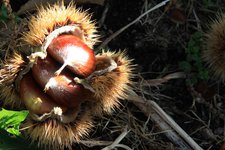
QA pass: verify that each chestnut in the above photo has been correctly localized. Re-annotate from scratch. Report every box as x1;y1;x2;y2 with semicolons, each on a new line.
32;56;88;108
20;73;59;115
47;34;96;77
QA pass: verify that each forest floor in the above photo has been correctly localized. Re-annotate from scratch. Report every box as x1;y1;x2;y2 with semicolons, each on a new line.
1;0;225;150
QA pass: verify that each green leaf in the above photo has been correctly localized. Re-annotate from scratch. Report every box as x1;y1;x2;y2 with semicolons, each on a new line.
187;39;195;49
13;12;21;22
190;46;200;54
181;31;208;84
0;5;8;22
198;70;209;80
0;109;40;150
179;61;192;73
0;108;28;136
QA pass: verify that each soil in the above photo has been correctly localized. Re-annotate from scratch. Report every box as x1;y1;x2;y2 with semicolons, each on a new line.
2;0;225;150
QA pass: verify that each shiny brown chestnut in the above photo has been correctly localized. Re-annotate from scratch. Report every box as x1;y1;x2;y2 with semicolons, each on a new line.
32;56;88;108
20;73;60;115
47;34;96;77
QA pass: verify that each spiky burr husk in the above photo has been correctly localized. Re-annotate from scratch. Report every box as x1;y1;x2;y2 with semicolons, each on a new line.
23;2;98;48
21;109;93;150
0;52;26;108
20;50;135;149
91;51;135;114
203;14;225;80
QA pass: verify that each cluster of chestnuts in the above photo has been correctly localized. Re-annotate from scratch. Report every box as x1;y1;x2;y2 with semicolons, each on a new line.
0;2;134;150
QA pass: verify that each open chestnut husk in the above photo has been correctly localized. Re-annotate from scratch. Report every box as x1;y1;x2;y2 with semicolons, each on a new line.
0;2;135;150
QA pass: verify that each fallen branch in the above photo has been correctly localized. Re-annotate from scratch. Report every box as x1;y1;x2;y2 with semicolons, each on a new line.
127;92;203;150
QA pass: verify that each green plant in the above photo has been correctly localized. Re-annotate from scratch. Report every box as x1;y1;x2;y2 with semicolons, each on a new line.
202;0;214;8
0;109;39;150
0;5;8;22
0;5;21;22
0;108;28;136
179;31;208;84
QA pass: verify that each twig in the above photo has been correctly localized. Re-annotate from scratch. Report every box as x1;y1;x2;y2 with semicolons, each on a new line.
145;72;186;87
102;126;131;150
192;8;202;31
127;92;203;150
98;0;109;28
98;0;170;48
79;140;112;147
